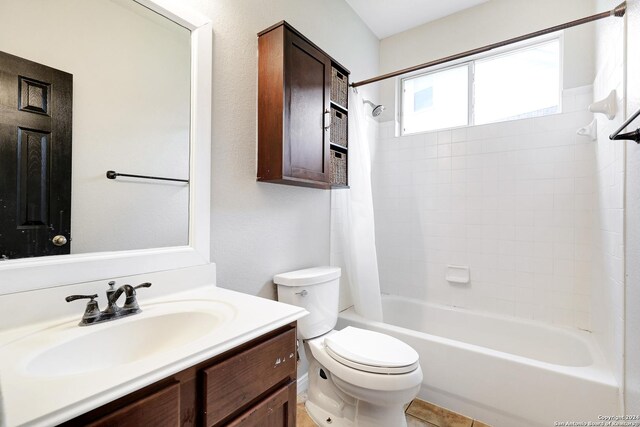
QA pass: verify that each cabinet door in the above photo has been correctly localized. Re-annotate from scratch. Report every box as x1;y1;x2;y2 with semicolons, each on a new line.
284;28;331;183
203;328;296;426
227;383;296;427
85;382;180;427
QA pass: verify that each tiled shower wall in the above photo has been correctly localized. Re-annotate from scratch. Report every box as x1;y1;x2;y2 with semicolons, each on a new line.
593;0;625;396
372;87;596;329
624;0;640;413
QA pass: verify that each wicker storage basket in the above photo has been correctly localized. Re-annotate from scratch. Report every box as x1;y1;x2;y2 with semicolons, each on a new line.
330;108;348;147
331;67;348;108
330;150;347;186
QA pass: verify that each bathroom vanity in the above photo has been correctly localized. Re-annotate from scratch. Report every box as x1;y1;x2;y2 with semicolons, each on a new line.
0;273;307;427
61;323;297;426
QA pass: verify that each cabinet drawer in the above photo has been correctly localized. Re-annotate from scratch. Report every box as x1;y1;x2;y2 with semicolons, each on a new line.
203;328;296;426
86;382;180;427
227;382;296;427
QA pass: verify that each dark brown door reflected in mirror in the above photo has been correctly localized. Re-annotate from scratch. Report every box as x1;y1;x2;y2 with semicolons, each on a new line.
0;51;72;259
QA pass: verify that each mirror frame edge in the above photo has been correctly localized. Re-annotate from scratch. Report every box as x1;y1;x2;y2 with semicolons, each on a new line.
0;0;213;295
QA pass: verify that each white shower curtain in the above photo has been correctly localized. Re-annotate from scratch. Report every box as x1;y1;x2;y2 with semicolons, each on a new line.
334;88;383;321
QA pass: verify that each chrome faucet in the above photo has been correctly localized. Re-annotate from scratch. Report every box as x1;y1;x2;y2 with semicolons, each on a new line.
66;281;152;326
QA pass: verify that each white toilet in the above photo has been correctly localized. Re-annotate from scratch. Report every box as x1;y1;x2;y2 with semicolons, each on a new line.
275;267;423;427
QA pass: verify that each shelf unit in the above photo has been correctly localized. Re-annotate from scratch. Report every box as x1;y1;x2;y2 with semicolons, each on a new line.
329;64;349;188
257;21;350;189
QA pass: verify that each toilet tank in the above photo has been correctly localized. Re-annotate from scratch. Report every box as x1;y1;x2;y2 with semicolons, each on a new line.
274;267;341;339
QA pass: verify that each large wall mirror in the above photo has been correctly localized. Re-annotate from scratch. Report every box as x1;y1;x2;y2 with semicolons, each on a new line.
0;0;212;294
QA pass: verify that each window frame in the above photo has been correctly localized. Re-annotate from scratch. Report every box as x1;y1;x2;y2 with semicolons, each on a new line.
400;61;472;135
397;32;564;136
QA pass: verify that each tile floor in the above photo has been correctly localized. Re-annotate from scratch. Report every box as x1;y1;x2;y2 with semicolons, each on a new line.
297;397;492;427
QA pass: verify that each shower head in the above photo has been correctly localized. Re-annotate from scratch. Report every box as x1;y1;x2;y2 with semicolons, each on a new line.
363;99;385;117
372;104;385;117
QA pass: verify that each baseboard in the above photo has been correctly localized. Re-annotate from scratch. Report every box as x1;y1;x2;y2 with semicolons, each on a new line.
297;372;309;395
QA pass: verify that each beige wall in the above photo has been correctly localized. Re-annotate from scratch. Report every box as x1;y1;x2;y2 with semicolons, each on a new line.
179;0;380;298
377;0;596;123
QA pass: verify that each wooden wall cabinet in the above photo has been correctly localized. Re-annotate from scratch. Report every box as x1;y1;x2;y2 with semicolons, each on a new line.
258;21;350;189
61;323;297;427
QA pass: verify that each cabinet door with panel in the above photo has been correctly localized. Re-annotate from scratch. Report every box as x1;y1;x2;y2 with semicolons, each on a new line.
283;28;331;184
227;383;296;427
86;383;181;427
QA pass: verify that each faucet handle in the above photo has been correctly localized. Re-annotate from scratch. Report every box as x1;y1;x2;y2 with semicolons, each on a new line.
134;282;152;290
108;281;116;290
65;294;98;303
119;283;151;312
121;283;150;312
65;294;100;326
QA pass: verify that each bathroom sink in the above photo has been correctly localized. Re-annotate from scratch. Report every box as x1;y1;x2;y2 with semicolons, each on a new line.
21;301;235;377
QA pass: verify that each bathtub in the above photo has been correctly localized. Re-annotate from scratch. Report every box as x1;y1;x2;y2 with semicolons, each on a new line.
337;295;618;427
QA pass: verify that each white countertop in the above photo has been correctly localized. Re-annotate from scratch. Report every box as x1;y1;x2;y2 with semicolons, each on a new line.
0;285;307;427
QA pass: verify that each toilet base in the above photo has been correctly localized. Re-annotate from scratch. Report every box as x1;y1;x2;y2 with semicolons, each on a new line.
305;400;353;427
305;396;409;427
305;355;409;427
302;334;418;427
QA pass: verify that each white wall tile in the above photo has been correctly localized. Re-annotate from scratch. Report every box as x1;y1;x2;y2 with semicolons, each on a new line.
372;86;599;330
437;130;452;144
452;127;467;143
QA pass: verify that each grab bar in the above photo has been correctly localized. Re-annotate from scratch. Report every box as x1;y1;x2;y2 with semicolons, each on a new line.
609;106;640;143
106;170;189;183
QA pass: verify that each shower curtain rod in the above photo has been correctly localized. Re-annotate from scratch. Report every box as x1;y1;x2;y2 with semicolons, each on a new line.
351;1;627;88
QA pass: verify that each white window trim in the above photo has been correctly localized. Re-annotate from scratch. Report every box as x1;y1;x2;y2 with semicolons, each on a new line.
397;32;564;137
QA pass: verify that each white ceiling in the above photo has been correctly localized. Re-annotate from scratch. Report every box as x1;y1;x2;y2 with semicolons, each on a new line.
345;0;489;39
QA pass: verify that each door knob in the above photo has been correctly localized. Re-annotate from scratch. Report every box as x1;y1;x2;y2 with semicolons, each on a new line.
52;235;68;246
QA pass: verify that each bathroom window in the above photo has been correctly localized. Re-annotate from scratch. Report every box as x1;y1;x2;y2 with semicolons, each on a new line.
401;64;469;134
475;40;560;124
400;37;561;135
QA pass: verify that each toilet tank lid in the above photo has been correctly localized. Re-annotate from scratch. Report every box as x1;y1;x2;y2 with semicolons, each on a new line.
274;267;341;286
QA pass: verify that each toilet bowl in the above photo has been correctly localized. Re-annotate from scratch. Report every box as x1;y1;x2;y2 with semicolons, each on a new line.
275;267;423;427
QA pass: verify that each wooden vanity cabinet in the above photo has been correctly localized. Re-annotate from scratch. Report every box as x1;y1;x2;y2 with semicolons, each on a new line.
60;323;297;427
257;21;350;189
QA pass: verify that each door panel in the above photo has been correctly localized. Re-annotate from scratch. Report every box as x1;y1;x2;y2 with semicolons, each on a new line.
17;128;50;226
289;45;324;173
0;51;72;259
86;382;180;427
284;31;331;183
19;76;51;115
227;383;296;427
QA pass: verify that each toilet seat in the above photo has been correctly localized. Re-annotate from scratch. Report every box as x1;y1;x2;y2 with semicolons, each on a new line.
324;327;419;374
307;330;423;392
